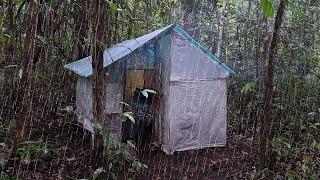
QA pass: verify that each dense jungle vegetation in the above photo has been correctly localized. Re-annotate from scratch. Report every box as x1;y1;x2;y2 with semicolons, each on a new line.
0;0;319;179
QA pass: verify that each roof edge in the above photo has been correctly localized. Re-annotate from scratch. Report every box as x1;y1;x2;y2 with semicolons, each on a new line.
174;25;235;76
64;24;175;77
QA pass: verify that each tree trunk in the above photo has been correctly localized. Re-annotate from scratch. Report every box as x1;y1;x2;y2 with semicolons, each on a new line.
15;0;38;143
215;0;227;57
261;16;269;69
72;0;89;60
259;0;286;168
254;0;261;79
91;0;107;168
127;0;139;39
3;0;15;86
252;0;263;137
243;0;252;62
181;0;197;38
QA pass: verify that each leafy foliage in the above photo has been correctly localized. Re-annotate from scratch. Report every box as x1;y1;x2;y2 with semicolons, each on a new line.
260;0;275;17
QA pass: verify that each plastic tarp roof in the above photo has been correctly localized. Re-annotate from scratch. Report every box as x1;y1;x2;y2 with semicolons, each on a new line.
65;24;174;77
64;24;234;77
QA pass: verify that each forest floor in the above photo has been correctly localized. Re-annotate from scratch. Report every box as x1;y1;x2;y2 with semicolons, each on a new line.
0;77;259;180
0;76;318;179
0;112;257;179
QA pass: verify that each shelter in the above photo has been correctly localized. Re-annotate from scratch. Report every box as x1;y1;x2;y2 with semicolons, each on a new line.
64;24;234;154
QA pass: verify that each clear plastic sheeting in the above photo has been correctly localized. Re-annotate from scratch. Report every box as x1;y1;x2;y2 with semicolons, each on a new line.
65;24;234;154
170;32;229;81
162;80;227;154
126;47;155;70
76;77;123;134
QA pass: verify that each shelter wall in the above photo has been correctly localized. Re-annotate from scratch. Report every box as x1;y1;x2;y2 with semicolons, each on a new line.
76;77;123;134
161;31;229;154
169;32;229;81
126;45;155;70
161;79;227;154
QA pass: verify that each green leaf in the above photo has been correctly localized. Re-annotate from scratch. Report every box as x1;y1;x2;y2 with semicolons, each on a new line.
286;170;296;180
127;140;137;150
141;91;148;98
109;2;118;15
132;161;147;171
127;0;135;12
141;89;157;98
142;89;157;94
37;35;48;44
121;112;135;124
118;101;131;107
13;0;22;6
18;68;23;79
260;0;274;17
241;82;255;94
60;105;73;113
92;167;104;180
0;13;3;31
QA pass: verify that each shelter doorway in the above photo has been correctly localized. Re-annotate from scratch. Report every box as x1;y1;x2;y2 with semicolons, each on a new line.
124;69;156;102
122;69;158;144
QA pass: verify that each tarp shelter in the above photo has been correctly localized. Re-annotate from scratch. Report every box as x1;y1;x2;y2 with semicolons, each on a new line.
64;24;234;154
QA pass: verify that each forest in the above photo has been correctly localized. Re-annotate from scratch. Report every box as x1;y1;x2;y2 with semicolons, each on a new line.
0;0;319;179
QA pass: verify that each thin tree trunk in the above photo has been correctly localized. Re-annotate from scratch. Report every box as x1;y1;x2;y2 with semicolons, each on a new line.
15;0;38;142
243;0;252;62
215;0;227;57
6;1;38;171
254;0;261;79
261;16;269;69
236;22;242;62
72;0;89;60
259;0;286;168
91;0;107;168
127;0;139;39
252;0;263;137
182;0;196;37
3;0;15;86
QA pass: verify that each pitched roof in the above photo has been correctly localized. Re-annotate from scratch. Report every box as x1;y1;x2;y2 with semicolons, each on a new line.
64;24;234;77
64;24;174;77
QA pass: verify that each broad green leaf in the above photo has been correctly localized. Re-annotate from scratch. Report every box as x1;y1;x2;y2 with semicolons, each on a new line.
141;89;157;98
142;89;157;94
141;91;148;98
241;82;255;94
109;2;118;15
92;167;104;180
260;0;274;17
121;112;135;124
